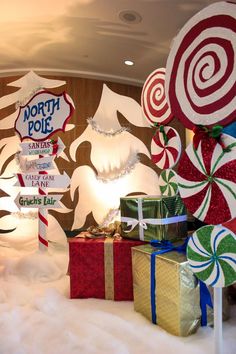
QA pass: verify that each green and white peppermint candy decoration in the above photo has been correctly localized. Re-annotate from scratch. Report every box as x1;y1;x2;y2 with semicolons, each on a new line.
159;169;178;196
187;225;236;287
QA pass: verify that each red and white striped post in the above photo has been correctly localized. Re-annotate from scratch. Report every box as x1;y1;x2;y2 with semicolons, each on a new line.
38;155;48;251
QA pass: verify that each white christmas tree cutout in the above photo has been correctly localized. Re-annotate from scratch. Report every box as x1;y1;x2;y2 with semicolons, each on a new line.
70;84;159;228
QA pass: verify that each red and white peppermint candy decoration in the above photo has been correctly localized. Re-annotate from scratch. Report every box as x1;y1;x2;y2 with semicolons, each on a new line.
177;134;236;224
141;68;174;126
151;126;181;169
165;1;236;130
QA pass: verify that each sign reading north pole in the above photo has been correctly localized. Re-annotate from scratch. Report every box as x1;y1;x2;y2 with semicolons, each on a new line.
14;88;74;251
15;90;74;141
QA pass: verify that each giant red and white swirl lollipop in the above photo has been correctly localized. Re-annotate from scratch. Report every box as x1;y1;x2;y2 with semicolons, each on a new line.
165;1;236;130
151;126;181;169
177;134;236;224
141;68;174;126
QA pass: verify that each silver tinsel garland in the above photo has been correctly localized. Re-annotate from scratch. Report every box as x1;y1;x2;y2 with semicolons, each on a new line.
15;86;44;109
12;211;38;219
87;117;130;137
15;150;26;171
99;208;120;227
96;152;140;183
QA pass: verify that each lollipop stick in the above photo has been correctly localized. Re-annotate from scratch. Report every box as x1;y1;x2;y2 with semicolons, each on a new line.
214;287;223;354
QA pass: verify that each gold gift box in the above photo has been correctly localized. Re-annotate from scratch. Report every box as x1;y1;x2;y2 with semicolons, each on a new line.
132;244;201;336
120;195;187;242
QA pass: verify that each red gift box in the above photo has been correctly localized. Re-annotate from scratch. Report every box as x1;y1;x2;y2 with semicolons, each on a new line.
68;237;145;301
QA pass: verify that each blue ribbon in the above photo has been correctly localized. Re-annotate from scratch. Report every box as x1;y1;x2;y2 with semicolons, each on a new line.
150;238;212;326
222;121;236;139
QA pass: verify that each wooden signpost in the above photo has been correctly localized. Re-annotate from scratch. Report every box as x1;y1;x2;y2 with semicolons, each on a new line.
14;90;74;251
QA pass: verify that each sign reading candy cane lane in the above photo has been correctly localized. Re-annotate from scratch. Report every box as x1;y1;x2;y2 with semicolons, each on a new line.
15;90;74;141
20;137;65;156
14;171;70;189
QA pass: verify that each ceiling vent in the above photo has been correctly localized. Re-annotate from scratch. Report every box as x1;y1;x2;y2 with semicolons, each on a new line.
118;10;142;24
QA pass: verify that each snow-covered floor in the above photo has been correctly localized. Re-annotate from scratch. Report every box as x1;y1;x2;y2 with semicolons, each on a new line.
0;236;235;354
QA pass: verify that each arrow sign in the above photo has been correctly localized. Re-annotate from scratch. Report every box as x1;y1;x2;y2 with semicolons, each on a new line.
20;137;65;157
14;193;63;209
14;171;70;188
22;156;55;173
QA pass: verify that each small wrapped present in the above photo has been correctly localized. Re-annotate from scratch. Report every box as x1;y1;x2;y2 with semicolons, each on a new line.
68;236;145;300
120;195;187;242
132;241;201;336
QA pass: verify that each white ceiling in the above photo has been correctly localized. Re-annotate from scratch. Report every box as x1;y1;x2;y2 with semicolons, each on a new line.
0;0;220;85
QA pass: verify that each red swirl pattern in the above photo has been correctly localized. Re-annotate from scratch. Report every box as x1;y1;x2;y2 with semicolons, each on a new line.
165;2;236;130
177;135;236;224
141;68;173;126
151;126;181;169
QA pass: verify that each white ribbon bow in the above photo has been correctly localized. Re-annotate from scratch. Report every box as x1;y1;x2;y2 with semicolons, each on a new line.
121;198;187;241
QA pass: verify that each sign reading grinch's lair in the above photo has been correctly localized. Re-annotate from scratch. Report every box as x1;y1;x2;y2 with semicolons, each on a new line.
14;90;74;141
14;193;63;209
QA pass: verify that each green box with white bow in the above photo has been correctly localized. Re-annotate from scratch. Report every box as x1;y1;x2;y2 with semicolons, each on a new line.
120;195;187;242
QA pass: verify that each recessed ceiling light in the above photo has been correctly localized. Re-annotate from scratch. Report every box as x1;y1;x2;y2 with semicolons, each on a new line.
124;60;134;66
119;10;142;24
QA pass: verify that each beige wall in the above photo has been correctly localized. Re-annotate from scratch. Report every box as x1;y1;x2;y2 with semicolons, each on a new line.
0;75;186;230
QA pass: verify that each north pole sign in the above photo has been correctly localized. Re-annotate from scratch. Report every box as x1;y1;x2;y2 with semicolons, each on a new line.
15;90;74;141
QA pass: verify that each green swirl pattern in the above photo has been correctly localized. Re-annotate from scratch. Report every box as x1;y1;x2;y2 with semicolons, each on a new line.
159;169;178;196
187;225;236;287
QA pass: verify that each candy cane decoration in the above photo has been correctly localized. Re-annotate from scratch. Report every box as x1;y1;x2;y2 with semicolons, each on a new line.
38;155;48;251
165;1;236;129
141;68;174;126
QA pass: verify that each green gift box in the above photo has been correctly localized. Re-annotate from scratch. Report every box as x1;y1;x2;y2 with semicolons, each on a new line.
120;195;187;242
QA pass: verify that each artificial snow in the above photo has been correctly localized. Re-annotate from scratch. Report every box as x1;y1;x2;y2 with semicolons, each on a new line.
0;236;235;354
